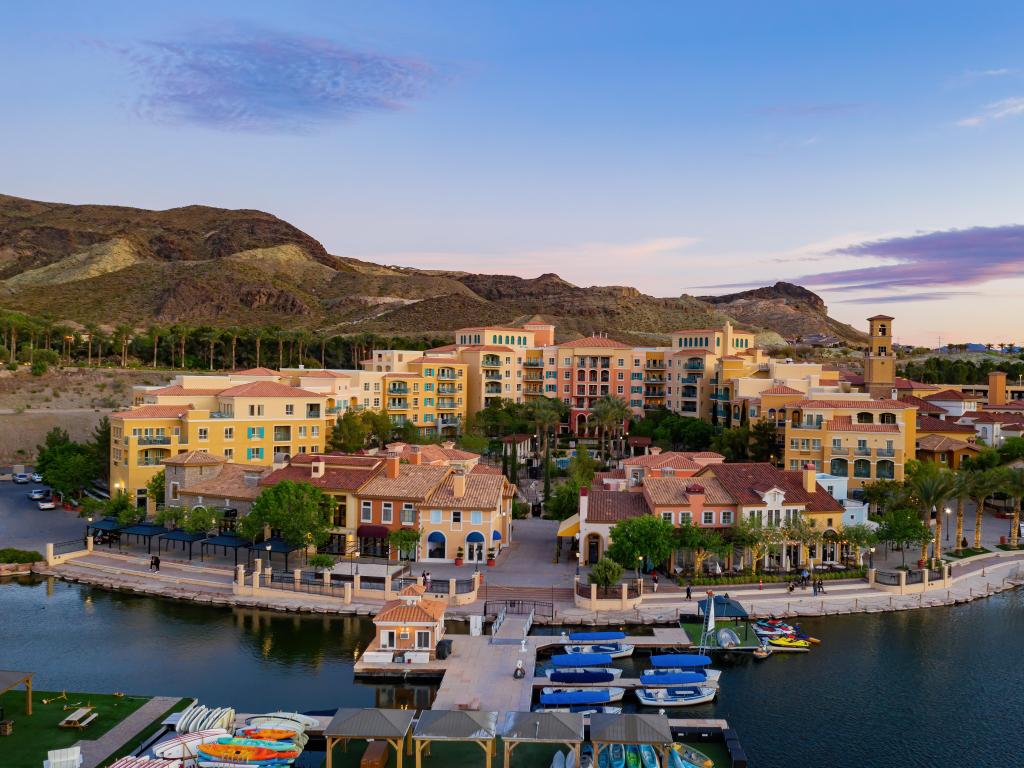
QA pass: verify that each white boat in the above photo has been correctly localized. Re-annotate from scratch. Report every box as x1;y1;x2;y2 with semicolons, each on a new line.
153;729;228;759
566;748;577;768
544;667;624;681
177;705;208;734
643;667;720;684
563;643;634;659
531;705;623;716
251;711;320;729
551;751;567;768
635;685;717;707
540;687;625;703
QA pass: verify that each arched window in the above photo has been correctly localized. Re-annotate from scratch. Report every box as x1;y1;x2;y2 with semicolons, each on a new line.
877;460;895;480
880;412;896;424
856;412;874;424
427;531;446;559
830;458;848;477
854;459;871;478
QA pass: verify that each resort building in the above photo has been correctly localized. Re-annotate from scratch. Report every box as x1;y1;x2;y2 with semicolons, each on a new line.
163;449;272;517
419;466;515;564
370;584;447;658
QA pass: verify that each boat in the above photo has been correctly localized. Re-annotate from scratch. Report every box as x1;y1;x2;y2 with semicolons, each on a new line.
532;705;623;715
547;669;622;684
638;672;712;688
238;727;300;741
580;743;595;768
564;643;634;659
540;687;626;704
214;736;299;751
625;745;641;768
716;627;741;649
752;643;773;660
196;743;300;762
562;631;627;644
635;685;717;707
610;743;626;768
638;744;660;768
645;655;720;684
153;729;229;759
550;653;615;668
552;751;567;768
767;636;811;652
670;744;714;768
245;712;318;729
567;748;578;768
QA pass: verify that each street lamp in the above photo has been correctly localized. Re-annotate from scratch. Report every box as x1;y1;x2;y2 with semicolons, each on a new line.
85;515;93;538
265;542;272;567
575;551;581;576
637;554;644;579
944;507;951;542
869;546;875;569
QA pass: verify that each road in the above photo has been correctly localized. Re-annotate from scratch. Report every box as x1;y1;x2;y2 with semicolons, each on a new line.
0;472;87;553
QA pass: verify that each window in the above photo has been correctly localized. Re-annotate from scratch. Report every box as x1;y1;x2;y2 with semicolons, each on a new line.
452;510;462;528
361;501;372;522
416;630;431;649
470;510;483;525
298;426;307;437
680;512;692;525
401;503;415;525
662;512;673;524
246;447;264;460
170;482;179;501
224;427;234;440
381;502;393;524
832;438;841;448
721;510;733;525
430;510;442;524
224;448;233;460
285;404;294;415
198;428;208;441
248;404;264;416
703;510;714;525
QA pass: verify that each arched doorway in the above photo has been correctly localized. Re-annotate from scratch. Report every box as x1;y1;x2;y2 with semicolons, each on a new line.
465;531;485;562
575;413;588;435
585;533;602;565
427;531;446;560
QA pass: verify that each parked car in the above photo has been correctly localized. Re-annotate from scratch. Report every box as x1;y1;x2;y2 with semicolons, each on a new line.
31;473;43;483
13;473;29;484
28;488;51;500
37;499;56;510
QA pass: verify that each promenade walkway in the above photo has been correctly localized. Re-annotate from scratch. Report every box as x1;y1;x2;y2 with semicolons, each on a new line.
75;695;179;768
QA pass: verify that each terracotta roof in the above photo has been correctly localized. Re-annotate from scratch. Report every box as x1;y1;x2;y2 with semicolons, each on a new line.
917;415;976;434
960;411;1024;425
218;381;323;398
794;398;913;410
916;434;980;453
149;384;228;396
375;595;446;624
178;463;271;501
359;465;450;501
923;389;980;402
234;367;280;376
112;404;193;419
643;476;733;507
470;463;503;475
982;402;1024;412
760;385;804;396
621;452;701;471
587;489;650;523
459;345;516;352
162;450;225;467
298;370;351;379
425;473;507;509
671;350;715;357
261;456;383;492
426;344;460;353
899;394;946;414
595;469;627;483
697;463;842;512
387;443;480;464
842;373;938;391
825;417;901;433
296;453;384;468
556;335;631;349
406;356;459;364
866;314;895;320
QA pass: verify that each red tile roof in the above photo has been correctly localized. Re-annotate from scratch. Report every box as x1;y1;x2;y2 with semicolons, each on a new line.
149;385;228;396
794;398;913;410
218;381;323;398
917;415;976;434
697;463;842;512
425;473;507;509
760;385;804;396
842;373;938;391
586;489;649;523
162;450;224;467
916;434;979;453
298;370;351;378
179;463;270;501
621;452;701;470
643;476;733;506
112;404;193;419
260;460;383;492
825;418;901;433
899;394;946;414
471;463;503;475
234;367;280;376
556;336;631;349
923;389;980;402
375;595;447;624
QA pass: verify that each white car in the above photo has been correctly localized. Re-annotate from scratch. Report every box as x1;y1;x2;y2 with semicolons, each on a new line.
31;473;43;483
28;488;50;500
37;499;56;510
12;473;29;484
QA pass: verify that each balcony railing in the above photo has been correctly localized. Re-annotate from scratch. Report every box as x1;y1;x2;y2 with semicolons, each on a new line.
481;357;502;367
437;371;458;380
877;448;896;457
388;400;410;410
437;399;457;409
830;447;850;455
855;447;872;456
387;385;409;394
483;373;502;380
210;411;233;418
523;360;543;367
710;392;730;401
437;384;457;394
138;436;171;446
679;374;700;384
791;422;821;430
684;363;704;371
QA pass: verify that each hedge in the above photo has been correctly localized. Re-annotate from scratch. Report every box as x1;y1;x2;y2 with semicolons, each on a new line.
681;568;867;587
0;548;44;564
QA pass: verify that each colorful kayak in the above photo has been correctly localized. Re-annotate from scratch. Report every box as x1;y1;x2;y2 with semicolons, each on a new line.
215;737;298;751
197;743;300;762
625;745;641;768
239;728;299;741
610;744;626;768
768;636;811;651
638;744;660;768
154;729;229;758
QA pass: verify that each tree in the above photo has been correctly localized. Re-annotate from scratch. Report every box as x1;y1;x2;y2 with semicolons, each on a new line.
907;463;954;562
607;515;676;575
728;516;785;573
240;480;333;547
591;395;630;460
967;469;1002;549
876;507;932;567
782;519;821;568
528;397;564;464
147;324;164;368
114;323;133;367
307;553;335;571
155;505;185;528
146;469;165;506
841;523;879;566
950;469;972;551
545;479;582;521
182;505;221;535
711;426;750;462
329;411;371;452
388;528;421;559
1000;466;1024;547
362;410;394;448
36;428;96;501
748;421;779;463
674;523;727;576
90;416;111;483
860;478;909;517
588;558;624;589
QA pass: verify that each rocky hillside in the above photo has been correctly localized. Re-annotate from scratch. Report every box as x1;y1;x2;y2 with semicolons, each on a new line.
0;194;864;344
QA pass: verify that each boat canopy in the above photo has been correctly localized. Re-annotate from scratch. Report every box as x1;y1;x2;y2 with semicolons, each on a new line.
649;654;712;668
639;672;707;686
550;653;613;667
539;690;612;705
549;671;615;684
566;631;626;642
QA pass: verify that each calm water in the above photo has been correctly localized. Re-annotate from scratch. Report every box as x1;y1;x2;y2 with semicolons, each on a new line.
2;576;1022;767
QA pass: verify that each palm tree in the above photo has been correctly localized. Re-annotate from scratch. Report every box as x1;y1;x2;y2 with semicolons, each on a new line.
113;323;133;368
84;322;99;367
591;395;631;461
1000;467;1024;548
147;324;164;368
950;469;972;552
225;327;241;370
908;465;954;563
967;469;1002;550
249;327;265;369
170;324;191;369
528;397;563;463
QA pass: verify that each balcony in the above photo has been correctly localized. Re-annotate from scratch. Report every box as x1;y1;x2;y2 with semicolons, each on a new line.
481;355;502;367
138;436;171;446
644;362;665;370
710;392;730;401
388;399;410;410
679;374;700;384
484;384;502;395
437;399;458;409
523;371;544;382
855;447;872;456
790;422;821;430
684;363;704;371
210;411;233;419
273;427;292;442
877;448;896;457
437;370;458;380
524;359;543;367
644;375;665;383
830;446;850;455
483;372;502;381
437;384;457;394
387;384;409;394
305;406;321;419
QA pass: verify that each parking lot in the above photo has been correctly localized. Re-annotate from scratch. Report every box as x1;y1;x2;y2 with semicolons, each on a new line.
0;470;87;553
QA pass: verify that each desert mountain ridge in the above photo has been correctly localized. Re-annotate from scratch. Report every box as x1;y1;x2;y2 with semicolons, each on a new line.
0;193;866;345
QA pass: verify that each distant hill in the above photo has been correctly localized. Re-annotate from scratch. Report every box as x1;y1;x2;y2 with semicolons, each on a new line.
0;194;865;344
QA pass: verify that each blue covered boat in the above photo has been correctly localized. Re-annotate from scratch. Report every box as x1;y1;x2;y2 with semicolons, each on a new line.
540;687;626;704
564;642;634;659
638;672;707;687
550;653;614;667
546;669;622;684
648;654;712;668
564;631;627;643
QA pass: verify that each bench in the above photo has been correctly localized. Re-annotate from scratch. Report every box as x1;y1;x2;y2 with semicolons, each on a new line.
45;747;83;768
58;708;97;730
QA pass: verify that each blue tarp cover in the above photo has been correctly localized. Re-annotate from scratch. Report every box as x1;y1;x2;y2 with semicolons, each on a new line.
639;672;706;686
540;690;612;705
549;671;615;684
649;654;712;668
550;653;614;667
567;631;626;642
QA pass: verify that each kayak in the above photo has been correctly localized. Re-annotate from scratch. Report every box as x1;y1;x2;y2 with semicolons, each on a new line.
625;745;641;768
610;743;626;768
197;743;300;762
239;728;299;741
215;737;298;751
638;744;660;767
768;636;811;651
154;729;229;758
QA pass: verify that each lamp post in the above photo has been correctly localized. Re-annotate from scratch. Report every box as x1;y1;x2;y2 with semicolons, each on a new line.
85;515;93;539
637;554;644;580
265;542;272;568
575;551;581;577
869;546;875;570
944;507;951;542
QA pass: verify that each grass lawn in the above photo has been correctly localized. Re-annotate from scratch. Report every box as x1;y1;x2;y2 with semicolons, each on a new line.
996;543;1024;551
945;547;991;558
680;620;761;650
0;690;151;768
97;697;189;768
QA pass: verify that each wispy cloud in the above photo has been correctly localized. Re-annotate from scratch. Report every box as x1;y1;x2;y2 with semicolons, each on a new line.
753;102;868;118
838;291;978;304
798;225;1024;291
957;96;1024;126
105;26;435;132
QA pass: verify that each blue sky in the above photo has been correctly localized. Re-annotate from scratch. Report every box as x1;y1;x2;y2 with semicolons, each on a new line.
3;1;1024;345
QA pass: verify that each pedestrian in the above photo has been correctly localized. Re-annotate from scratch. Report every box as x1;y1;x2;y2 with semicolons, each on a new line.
424;571;431;591
148;555;155;572
817;579;826;595
685;581;692;600
812;581;818;596
153;555;161;573
652;572;659;593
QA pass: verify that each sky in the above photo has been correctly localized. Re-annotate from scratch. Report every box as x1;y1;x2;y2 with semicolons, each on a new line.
2;2;1024;346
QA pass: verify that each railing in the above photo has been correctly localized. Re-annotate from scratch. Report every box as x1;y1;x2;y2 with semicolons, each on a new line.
387;386;409;394
483;599;555;620
684;363;704;370
454;578;476;594
437;373;457;380
928;567;944;581
437;399;457;409
138;436;171;446
210;412;233;418
523;360;544;367
855;447;872;456
483;373;502;380
360;576;387;591
905;570;924;585
575;581;591;599
791;422;821;430
53;538;86;556
830;447;850;455
266;570;352;597
437;385;457;393
391;576;420;592
679;375;700;384
877;448;896;457
874;570;901;586
710;392;729;401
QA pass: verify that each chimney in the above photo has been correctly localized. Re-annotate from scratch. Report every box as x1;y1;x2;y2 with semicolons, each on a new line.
685;482;705;522
650;446;663;456
803;462;817;493
579;486;589;521
442;440;455;450
311;457;326;479
452;466;466;498
989;371;1007;406
386;450;400;479
409;445;422;465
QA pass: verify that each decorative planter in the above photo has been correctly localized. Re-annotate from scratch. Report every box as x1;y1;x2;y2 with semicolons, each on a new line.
487;558;496;567
454;557;464;567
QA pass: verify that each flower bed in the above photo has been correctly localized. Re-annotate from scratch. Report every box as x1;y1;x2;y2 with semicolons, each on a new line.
681;568;866;586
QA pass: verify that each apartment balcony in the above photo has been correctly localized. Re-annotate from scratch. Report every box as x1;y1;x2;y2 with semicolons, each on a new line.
790;422;822;430
210;411;233;419
679;374;700;384
273;427;292;442
877;448;896;458
644;362;665;370
137;436;172;446
388;399;410;410
483;372;502;381
524;385;543;395
684;363;705;371
387;384;409;394
854;447;872;456
484;384;502;395
830;446;850;455
710;392;730;401
436;384;457;394
327;406;344;415
481;355;502;367
644;376;666;383
523;371;544;382
305;406;321;419
523;359;544;367
437;370;458;380
437;399;458;410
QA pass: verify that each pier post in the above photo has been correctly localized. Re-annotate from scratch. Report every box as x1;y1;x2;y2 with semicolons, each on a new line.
448;578;457;601
86;536;94;554
234;564;246;595
344;583;352;604
264;566;272;586
866;568;876;586
45;543;54;566
294;568;302;586
590;583;596;606
353;574;361;596
322;569;330;587
943;564;951;588
252;559;263;593
922;568;930;592
620;583;628;610
897;570;907;595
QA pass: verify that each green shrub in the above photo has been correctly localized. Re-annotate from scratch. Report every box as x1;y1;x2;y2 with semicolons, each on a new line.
0;548;44;564
31;359;48;376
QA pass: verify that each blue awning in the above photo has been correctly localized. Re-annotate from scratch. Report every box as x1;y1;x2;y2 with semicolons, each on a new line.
540;690;612;705
640;672;707;686
550;653;613;667
86;518;122;532
697;594;748;619
427;531;446;543
567;631;626;642
204;533;249;549
650;654;712;668
120;523;167;537
161;529;209;543
466;531;485;543
491;530;502;541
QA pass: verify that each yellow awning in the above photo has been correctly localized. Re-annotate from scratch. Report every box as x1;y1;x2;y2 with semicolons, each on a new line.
557;513;580;538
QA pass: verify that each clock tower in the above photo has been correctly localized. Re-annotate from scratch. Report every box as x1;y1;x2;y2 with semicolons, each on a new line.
864;315;895;399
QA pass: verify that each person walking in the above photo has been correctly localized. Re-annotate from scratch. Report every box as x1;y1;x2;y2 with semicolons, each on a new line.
685;581;692;600
652;572;659;593
812;580;818;596
153;555;161;573
817;579;826;595
148;555;155;572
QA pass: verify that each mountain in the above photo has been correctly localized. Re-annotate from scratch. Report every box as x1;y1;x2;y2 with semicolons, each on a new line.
0;194;864;344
